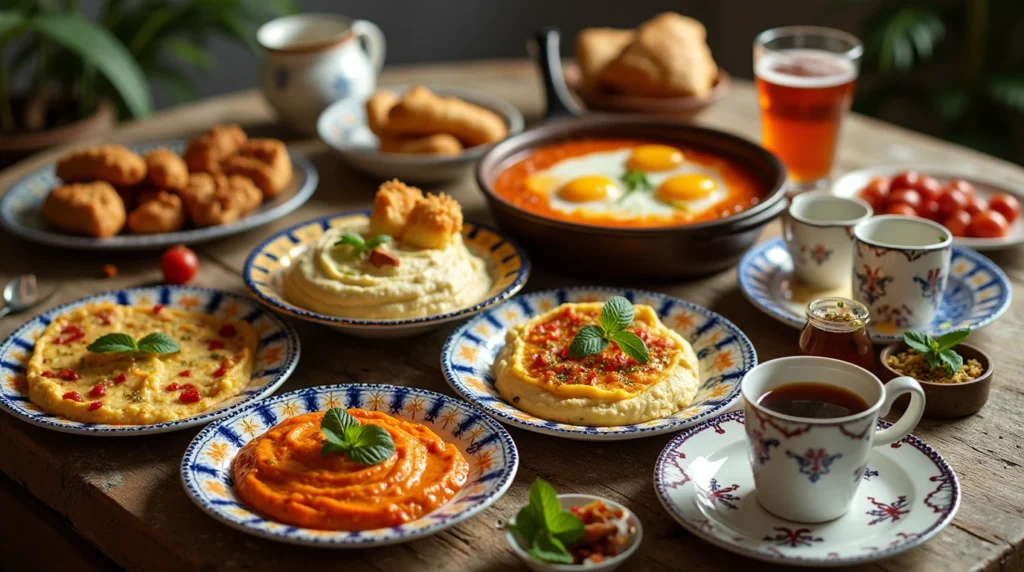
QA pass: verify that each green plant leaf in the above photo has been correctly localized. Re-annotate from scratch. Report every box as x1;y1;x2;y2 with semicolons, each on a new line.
31;14;152;117
366;234;393;249
528;479;562;527
336;232;367;252
319;408;395;465
987;76;1024;114
923;350;943;369
935;328;970;351
903;330;934;354
608;330;650;364
869;5;945;73
86;333;138;354
547;511;584;545
149;65;198;104
568;325;608;358
136;332;180;354
0;12;27;36
930;87;973;122
530;534;573;564
346;425;396;465
320;407;357;452
163;37;215;70
128;5;178;54
939;350;963;376
600;296;634;333
511;505;542;548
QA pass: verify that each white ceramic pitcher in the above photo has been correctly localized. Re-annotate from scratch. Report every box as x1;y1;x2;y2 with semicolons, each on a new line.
257;13;385;134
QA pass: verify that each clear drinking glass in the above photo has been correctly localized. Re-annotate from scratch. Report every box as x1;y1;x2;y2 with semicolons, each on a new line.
754;27;863;194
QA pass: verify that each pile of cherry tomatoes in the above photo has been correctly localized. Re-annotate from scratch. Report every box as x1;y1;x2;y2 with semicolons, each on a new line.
857;170;1020;238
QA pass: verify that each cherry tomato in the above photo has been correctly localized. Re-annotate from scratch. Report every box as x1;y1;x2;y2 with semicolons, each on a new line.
919;199;941;221
989;193;1021;223
888;188;922;209
947;179;976;196
161;245;199;285
890;171;920;191
938;189;970;217
859;187;887;211
913;176;942;201
942;210;972;237
968;210;1010;238
886;204;919;217
965;197;987;216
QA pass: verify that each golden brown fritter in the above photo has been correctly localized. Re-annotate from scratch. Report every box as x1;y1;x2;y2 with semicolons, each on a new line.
575;28;635;91
220;138;292;198
55;145;147;186
145;148;189;191
385;86;507;147
179;173;261;227
401;192;463;249
378;133;463;155
42;182;126;238
182;124;247;173
366;89;400;136
127;189;186;234
368;179;424;238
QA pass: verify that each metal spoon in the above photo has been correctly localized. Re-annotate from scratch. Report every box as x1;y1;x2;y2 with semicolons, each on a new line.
0;275;52;320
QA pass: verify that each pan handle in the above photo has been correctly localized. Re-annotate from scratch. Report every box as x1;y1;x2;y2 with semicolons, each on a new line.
528;27;582;120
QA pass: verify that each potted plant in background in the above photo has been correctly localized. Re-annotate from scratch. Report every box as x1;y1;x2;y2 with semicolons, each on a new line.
0;0;295;167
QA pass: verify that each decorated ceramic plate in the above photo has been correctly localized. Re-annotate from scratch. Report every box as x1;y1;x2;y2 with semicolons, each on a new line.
441;287;757;441
738;237;1011;343
833;164;1024;251
0;286;300;435
181;384;519;547
0;140;318;250
244;210;531;338
654;411;960;567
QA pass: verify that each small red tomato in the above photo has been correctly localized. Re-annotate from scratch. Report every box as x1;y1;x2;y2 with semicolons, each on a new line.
160;245;199;285
859;186;887;211
890;170;920;191
88;401;103;412
938;189;970;217
913;176;942;201
968;210;1010;238
942;210;972;237
886;204;919;217
965;197;987;216
947;179;976;196
989;193;1021;223
888;189;922;209
919;199;941;220
179;387;202;404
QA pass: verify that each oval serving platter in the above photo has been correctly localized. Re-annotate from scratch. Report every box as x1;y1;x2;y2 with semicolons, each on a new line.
0;286;300;436
244;210;531;338
441;287;757;441
738;237;1012;343
0;139;318;251
181;384;519;547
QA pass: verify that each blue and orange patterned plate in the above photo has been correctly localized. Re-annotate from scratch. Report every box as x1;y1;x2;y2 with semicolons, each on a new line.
738;237;1011;343
244;211;531;338
180;384;519;547
654;411;960;567
0;140;318;251
0;286;300;436
441;287;757;441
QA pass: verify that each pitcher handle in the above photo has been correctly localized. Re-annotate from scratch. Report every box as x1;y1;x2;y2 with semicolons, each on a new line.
873;376;926;447
353;20;386;73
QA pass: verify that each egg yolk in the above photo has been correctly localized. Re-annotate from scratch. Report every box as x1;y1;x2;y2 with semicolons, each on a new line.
559;176;619;202
656;175;717;203
627;145;685;172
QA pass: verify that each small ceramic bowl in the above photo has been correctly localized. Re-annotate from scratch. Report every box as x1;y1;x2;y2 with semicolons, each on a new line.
879;342;993;418
504;494;642;572
316;84;524;184
565;65;731;120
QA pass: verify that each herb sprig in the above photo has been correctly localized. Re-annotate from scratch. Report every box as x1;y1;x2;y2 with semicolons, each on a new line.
320;408;396;466
568;296;649;364
508;479;584;564
904;328;970;375
335;233;392;258
87;333;180;355
618;169;653;201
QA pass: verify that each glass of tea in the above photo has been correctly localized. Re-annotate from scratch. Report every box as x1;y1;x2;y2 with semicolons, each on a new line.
754;26;863;194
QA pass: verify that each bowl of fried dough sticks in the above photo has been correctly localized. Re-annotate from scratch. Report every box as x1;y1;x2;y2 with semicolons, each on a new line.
317;84;523;183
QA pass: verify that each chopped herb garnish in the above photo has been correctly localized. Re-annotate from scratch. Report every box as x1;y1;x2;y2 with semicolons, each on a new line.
335;233;392;259
568;296;649;364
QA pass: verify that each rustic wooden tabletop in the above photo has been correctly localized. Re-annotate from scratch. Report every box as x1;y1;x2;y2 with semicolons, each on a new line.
1;60;1022;572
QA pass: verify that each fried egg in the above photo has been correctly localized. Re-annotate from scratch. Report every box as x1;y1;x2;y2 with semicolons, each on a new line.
524;147;727;219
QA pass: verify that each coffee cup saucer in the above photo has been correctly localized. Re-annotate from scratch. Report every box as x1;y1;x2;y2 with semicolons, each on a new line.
653;411;960;567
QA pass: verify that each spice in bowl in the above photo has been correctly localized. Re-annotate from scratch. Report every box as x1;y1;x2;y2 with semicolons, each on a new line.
887;329;984;384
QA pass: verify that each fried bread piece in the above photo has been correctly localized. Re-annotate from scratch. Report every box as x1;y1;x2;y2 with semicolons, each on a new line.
366;89;400;136
42;182;126;237
179;173;261;227
145;148;189;191
378;133;463;155
127;189;186;234
575;28;634;91
386;86;507;147
401;192;462;249
368;179;424;238
599;12;717;97
220;138;292;198
182;124;247;173
56;145;147;186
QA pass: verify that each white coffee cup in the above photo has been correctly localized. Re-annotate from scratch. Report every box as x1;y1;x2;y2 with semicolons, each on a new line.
258;13;386;133
784;192;873;289
852;215;952;332
741;356;925;523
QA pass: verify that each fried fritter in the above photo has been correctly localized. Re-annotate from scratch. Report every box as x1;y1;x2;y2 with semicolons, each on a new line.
378;133;463;155
145;148;189;191
366;90;400;136
401;192;462;249
368;179;424;238
127;189;186;234
42;182;126;237
575;28;635;91
55;145;147;186
179;173;261;227
220;138;292;198
182;124;247;173
386;86;507;147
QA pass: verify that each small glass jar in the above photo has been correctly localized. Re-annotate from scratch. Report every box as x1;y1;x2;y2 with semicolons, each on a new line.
798;297;874;370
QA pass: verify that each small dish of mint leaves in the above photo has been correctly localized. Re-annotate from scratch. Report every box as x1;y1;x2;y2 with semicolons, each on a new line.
503;479;642;571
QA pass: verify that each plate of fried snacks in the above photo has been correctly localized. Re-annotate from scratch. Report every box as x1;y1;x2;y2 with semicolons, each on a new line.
317;84;523;183
0;125;318;250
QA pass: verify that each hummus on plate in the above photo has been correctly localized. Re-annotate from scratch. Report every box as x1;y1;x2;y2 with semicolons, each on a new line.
494;302;700;426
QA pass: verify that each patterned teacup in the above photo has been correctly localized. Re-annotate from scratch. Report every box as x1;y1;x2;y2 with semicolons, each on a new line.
784;192;873;289
741;356;925;523
852;215;952;331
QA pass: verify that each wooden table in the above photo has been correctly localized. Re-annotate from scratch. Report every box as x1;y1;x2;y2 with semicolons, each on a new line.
1;60;1023;572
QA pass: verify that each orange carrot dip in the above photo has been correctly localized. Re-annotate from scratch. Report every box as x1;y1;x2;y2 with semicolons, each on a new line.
232;409;469;530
